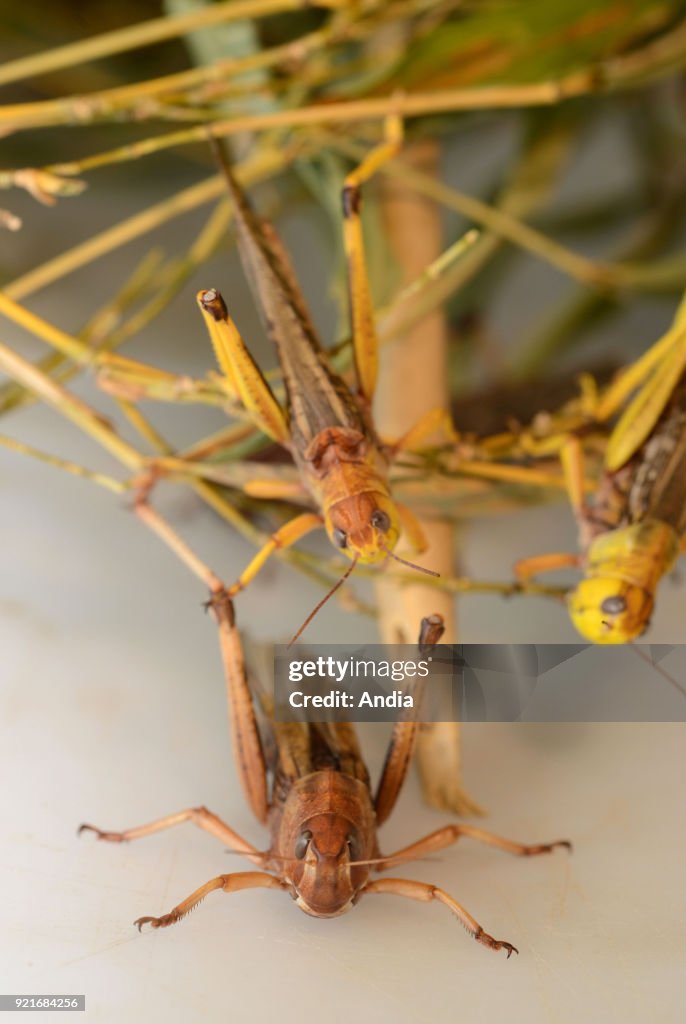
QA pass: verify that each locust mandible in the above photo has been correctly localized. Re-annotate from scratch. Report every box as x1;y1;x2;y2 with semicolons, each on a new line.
80;600;570;955
196;123;450;638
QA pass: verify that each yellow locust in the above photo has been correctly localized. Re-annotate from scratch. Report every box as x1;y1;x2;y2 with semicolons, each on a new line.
515;292;686;643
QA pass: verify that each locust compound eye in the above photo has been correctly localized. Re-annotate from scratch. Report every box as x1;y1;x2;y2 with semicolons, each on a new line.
294;830;313;859
601;595;627;615
346;833;360;859
371;510;391;533
332;528;348;549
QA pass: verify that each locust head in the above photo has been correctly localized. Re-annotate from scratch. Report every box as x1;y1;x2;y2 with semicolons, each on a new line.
287;813;371;918
290;496;436;646
325;494;401;565
568;579;653;643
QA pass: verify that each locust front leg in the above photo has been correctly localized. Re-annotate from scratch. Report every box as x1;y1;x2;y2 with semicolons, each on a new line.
362;878;519;958
378;824;571;870
224;510;323;596
79;807;262;865
365;827;569;957
134;872;286;931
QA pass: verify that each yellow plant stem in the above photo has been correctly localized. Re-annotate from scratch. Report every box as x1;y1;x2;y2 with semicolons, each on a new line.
0;434;126;493
0;0;346;89
0;338;143;471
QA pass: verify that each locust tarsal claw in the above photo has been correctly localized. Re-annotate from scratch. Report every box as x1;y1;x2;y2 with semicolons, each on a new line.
134;914;171;932
477;933;519;959
202;587;235;622
77;823;127;843
527;839;572;855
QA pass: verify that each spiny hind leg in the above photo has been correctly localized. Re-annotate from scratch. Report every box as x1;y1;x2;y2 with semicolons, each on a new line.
343;115;403;404
594;304;686;423
135;872;286;931
197;288;289;445
79;806;260;862
363;878;518;958
374;614;446;826
131;498;270;823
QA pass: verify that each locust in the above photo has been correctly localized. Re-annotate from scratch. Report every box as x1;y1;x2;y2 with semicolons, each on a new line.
514;291;686;643
80;590;570;955
195;123;452;638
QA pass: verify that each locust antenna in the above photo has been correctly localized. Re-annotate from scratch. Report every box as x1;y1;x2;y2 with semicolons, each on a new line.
627;639;686;701
599;621;686;701
288;558;359;648
380;541;440;578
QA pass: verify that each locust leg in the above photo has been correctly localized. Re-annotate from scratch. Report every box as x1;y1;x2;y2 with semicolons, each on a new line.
596;296;686;470
388;407;459;455
197;287;289;445
559;435;587;519
79;807;262;865
362;878;518;957
513;435;588;581
374;614;445;825
448;457;579;493
378;824;571;870
514;551;580;582
395;501;428;554
134;872;286;931
242;478;309;501
594;304;686;424
225;510;323;596
343;115;403;404
442;422;597;496
133;497;269;823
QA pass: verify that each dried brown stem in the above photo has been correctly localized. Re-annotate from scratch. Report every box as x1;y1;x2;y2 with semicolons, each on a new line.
373;138;483;817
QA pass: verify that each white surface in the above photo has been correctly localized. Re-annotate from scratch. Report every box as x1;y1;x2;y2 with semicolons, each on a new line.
1;117;685;1022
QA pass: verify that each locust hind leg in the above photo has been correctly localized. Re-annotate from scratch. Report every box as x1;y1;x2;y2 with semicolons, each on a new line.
133;497;270;824
342;115;403;405
135;872;286;931
597;294;686;470
197;287;289;445
362;878;518;958
374;615;445;826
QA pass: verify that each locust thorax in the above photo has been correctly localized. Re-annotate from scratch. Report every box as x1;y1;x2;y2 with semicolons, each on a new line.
274;772;375;918
325;492;401;565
